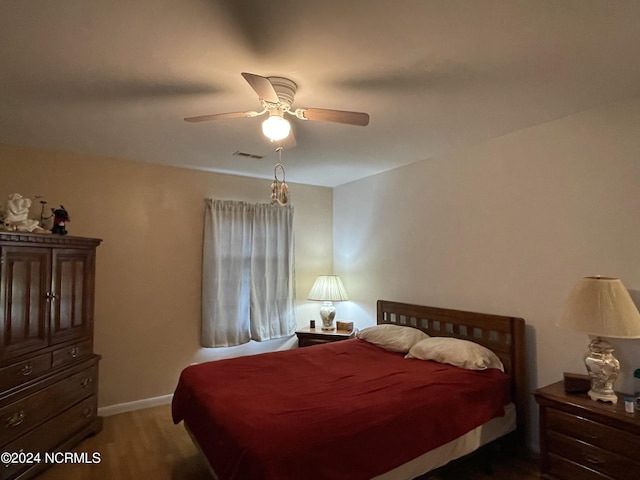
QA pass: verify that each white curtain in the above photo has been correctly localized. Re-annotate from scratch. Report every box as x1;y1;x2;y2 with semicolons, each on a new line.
202;199;296;347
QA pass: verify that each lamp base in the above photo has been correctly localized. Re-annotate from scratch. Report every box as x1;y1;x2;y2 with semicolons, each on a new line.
319;301;336;331
584;336;620;404
587;389;618;404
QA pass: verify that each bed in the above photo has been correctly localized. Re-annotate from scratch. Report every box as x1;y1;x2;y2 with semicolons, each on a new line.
172;300;526;480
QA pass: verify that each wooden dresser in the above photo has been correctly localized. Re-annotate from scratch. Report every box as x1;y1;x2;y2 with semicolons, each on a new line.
534;380;640;480
0;232;102;480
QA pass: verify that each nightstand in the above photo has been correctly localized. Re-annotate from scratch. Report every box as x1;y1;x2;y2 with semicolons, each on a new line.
534;380;640;480
295;327;355;348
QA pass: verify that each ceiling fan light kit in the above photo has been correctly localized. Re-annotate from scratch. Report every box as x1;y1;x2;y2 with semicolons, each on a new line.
262;113;291;141
184;72;370;142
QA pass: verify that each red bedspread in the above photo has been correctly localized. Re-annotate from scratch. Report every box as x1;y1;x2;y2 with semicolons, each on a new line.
172;338;510;480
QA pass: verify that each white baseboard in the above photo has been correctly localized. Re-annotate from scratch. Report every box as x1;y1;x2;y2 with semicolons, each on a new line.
98;393;173;417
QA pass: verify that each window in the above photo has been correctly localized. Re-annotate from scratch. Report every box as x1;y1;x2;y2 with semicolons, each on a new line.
201;200;296;347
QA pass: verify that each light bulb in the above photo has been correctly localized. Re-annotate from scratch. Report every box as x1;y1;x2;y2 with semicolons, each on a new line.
262;115;291;141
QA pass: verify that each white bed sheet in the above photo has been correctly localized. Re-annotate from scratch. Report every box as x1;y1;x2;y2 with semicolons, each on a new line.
372;402;517;480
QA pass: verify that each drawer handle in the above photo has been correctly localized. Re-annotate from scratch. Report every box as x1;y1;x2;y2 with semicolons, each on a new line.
585;454;605;465
81;377;94;388
6;410;25;428
45;292;59;301
82;407;94;418
19;363;33;376
69;347;80;358
585;429;601;440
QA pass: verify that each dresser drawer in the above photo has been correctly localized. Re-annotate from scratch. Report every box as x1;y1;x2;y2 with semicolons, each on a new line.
0;364;98;447
0;395;97;480
51;340;92;369
0;354;52;393
547;431;640;480
546;408;640;460
547;453;614;480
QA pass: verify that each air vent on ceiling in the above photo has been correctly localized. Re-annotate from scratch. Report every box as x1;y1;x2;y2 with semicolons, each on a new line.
233;151;264;159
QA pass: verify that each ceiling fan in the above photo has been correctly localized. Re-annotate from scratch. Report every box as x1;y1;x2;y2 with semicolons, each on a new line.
184;72;370;143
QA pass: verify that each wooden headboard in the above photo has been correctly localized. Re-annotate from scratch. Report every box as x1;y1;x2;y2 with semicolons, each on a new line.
377;300;527;444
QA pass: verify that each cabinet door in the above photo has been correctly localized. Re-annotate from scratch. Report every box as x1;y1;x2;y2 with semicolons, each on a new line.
50;248;95;344
0;246;51;360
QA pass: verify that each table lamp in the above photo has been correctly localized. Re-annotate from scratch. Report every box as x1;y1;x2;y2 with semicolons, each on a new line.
307;275;349;330
558;276;640;403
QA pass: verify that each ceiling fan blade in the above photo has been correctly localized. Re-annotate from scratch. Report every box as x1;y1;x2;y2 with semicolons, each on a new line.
241;72;279;103
297;108;370;126
184;111;259;123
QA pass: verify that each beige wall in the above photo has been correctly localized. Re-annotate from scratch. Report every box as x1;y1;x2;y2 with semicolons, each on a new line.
333;95;640;450
0;144;333;407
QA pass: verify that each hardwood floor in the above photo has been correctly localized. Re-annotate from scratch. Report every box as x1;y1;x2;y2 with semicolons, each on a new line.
35;404;540;479
422;451;540;480
36;404;210;480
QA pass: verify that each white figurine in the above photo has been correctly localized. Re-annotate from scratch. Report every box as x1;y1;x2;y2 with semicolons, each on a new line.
4;193;40;232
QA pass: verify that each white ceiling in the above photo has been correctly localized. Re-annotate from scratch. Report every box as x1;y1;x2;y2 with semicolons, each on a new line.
1;1;640;187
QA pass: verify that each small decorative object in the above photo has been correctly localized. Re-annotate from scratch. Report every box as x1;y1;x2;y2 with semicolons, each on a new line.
51;205;70;235
336;321;354;333
557;276;640;404
625;396;635;413
309;320;315;329
634;368;640;411
270;147;289;206
307;275;349;331
563;372;591;394
39;199;54;230
3;193;41;232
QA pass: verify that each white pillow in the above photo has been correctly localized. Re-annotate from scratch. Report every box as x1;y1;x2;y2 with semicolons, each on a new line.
405;337;504;372
357;324;429;353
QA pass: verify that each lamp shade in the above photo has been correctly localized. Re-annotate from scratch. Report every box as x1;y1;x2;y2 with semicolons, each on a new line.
558;276;640;338
307;275;349;302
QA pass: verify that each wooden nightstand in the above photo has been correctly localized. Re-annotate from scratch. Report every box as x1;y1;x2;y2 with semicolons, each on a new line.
295;327;356;347
534;380;640;480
